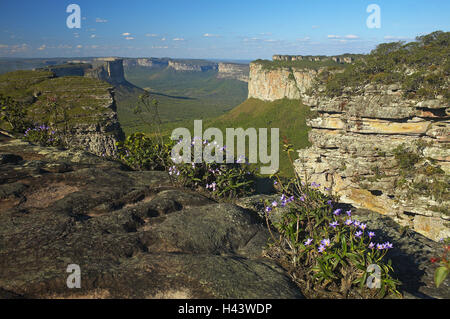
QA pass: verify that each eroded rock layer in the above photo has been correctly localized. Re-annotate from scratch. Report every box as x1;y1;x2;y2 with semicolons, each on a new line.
295;84;449;241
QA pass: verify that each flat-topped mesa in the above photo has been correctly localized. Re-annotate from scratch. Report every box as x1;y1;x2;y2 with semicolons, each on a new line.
123;58;169;69
248;62;325;101
168;60;218;72
217;63;249;82
85;58;127;84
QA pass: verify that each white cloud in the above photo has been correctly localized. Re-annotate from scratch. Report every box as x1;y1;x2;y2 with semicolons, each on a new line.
173;38;184;41
145;33;158;37
161;37;166;41
203;33;219;37
122;32;131;36
125;37;135;40
91;45;99;49
95;18;108;23
297;37;311;42
312;25;319;29
38;44;46;51
91;34;96;38
327;35;341;39
152;45;168;49
0;44;8;48
344;34;359;39
384;35;411;40
76;45;83;49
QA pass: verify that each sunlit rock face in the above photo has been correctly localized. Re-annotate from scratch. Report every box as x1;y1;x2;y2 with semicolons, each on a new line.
248;63;319;101
248;59;449;241
295;84;449;241
217;63;249;82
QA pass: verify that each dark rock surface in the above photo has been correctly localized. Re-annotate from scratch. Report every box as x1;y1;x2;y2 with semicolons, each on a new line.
0;134;302;299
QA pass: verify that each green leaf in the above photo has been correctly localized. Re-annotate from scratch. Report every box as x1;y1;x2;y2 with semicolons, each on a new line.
435;266;449;288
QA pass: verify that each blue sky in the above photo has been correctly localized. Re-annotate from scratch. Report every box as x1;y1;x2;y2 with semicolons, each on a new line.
0;0;448;59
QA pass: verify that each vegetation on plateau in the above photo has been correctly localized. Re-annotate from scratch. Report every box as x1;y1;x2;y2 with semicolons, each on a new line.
318;31;450;100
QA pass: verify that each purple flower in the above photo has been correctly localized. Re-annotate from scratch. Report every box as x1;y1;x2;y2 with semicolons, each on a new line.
359;223;367;231
355;231;363;238
311;182;320;188
368;242;375;249
321;238;331;247
318;245;326;253
265;206;272;213
327;200;333;206
368;232;375;239
304;238;313;246
333;209;342;216
346;210;352;217
384;242;393;249
353;220;361;228
280;194;286;201
300;195;306;202
330;221;339;229
273;180;278;185
376;243;385;250
271;201;278;208
345;219;353;226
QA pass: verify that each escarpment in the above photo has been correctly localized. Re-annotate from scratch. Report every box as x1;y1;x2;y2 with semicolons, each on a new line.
0;69;125;157
217;63;249;82
296;84;449;241
248;62;322;101
248;57;449;241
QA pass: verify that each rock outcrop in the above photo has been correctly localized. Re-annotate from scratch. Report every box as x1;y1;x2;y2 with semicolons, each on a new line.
167;60;218;72
295;84;449;241
85;58;127;85
0;133;448;298
217;63;249;82
248;62;320;100
0;69;125;157
0;133;303;299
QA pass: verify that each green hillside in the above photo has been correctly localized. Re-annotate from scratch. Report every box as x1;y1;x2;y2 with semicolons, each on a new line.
117;67;248;135
204;98;314;177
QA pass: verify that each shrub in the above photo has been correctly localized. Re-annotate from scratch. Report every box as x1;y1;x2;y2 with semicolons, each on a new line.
116;132;174;171
0;94;31;133
168;137;257;200
23;124;62;147
263;140;400;298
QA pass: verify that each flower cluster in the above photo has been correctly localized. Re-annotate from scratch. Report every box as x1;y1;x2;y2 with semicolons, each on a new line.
23;124;60;147
169;137;256;199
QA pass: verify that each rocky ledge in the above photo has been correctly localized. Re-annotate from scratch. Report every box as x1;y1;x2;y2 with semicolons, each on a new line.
0;134;301;299
0;134;448;299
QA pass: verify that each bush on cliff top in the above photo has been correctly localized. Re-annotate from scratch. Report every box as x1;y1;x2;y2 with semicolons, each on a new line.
322;31;449;99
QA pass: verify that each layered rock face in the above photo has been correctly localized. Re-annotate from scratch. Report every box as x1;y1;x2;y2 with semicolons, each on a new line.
167;60;218;72
217;63;249;82
86;58;127;85
123;58;169;69
248;63;320;101
295;85;449;241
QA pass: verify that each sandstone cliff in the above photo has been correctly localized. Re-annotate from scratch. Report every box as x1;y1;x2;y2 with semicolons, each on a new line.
248;62;321;100
295;85;449;241
217;63;249;82
247;55;449;241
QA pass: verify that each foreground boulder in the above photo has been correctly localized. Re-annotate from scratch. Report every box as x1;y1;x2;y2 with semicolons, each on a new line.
0;134;302;299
